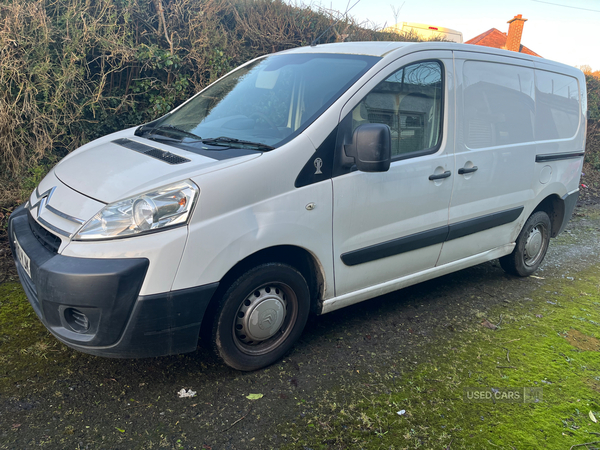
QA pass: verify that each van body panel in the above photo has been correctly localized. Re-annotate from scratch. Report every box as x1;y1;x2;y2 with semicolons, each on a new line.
172;134;336;299
332;51;455;296
532;65;586;199
439;53;547;266
62;227;189;296
322;243;515;314
54;136;262;204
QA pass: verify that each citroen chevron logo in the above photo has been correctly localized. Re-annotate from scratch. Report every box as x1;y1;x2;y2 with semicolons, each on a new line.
29;186;56;217
259;309;277;330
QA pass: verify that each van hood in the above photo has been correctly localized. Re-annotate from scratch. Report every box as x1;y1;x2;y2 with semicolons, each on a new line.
54;133;261;204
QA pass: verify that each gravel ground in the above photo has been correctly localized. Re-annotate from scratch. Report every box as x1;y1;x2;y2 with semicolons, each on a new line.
0;202;599;449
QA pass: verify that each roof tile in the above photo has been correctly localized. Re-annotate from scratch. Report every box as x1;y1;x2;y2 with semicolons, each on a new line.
465;28;541;57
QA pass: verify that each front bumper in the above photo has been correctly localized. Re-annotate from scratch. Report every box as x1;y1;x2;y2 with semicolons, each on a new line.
8;204;218;358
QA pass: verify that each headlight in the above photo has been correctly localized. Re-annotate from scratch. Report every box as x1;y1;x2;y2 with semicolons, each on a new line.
74;180;199;240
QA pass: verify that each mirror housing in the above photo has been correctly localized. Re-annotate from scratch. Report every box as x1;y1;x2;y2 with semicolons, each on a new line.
344;124;391;172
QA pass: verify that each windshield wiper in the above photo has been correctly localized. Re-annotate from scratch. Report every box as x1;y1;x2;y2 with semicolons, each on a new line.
135;124;202;141
201;136;274;151
154;125;202;140
142;133;181;142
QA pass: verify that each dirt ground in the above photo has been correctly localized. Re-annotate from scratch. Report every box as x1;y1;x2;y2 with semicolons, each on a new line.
1;201;600;449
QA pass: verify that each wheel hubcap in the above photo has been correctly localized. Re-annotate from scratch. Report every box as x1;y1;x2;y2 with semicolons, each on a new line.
524;226;545;265
235;286;287;345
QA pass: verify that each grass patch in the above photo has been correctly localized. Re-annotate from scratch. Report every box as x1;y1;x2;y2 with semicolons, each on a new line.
0;282;75;393
280;265;600;449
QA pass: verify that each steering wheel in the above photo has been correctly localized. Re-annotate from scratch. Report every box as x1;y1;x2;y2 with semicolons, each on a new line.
249;112;281;136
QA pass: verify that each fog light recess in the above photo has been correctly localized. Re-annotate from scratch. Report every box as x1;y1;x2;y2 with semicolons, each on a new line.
64;308;90;333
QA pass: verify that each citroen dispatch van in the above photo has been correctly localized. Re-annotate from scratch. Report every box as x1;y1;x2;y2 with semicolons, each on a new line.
9;42;587;370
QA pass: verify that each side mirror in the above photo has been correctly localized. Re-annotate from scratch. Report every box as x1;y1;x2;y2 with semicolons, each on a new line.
344;124;391;172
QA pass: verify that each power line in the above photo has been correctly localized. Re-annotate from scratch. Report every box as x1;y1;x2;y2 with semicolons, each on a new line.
531;0;600;13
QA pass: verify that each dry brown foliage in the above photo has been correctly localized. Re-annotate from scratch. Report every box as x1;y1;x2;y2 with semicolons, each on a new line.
0;0;408;193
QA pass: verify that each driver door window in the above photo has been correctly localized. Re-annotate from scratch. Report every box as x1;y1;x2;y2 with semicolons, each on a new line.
351;61;443;158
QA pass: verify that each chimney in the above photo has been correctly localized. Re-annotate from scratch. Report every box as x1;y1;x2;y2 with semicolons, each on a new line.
506;14;527;52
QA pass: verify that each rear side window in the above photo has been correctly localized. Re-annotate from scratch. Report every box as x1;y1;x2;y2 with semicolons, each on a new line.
535;70;580;140
463;61;535;149
350;61;443;158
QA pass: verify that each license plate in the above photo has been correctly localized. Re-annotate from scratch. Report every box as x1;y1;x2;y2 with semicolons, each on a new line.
14;236;31;279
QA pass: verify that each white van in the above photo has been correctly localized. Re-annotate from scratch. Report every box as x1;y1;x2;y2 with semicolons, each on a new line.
9;42;586;370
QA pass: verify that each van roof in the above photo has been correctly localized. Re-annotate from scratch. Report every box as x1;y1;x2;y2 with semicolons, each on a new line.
281;41;535;59
278;42;580;74
281;41;414;57
279;41;415;57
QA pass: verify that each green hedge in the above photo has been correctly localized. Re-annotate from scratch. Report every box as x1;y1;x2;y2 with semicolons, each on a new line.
0;0;597;203
0;0;405;193
587;74;600;121
585;74;600;171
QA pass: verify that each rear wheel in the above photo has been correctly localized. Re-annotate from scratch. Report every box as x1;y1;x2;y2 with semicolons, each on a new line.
500;211;551;277
211;263;310;371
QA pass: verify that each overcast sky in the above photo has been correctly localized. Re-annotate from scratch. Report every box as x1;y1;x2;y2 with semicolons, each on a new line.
307;0;600;71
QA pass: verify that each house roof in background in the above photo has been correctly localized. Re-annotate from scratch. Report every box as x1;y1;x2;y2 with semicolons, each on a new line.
466;28;541;57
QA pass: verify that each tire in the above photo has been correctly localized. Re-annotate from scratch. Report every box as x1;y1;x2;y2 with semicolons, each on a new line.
210;263;310;371
500;211;551;277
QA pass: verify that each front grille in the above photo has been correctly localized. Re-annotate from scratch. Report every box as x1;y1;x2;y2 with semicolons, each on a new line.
143;148;190;165
28;212;61;253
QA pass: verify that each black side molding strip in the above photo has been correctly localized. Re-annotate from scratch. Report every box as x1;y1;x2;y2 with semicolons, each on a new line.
341;207;524;266
341;226;448;266
446;206;524;241
535;152;584;163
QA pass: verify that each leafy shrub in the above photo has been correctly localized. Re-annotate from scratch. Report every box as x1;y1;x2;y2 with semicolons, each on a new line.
0;0;408;193
586;72;600;121
584;72;600;171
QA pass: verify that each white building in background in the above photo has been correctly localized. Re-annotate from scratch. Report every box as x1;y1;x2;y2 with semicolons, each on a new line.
384;22;463;43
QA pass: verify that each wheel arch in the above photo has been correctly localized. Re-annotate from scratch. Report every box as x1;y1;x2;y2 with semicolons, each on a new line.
532;194;565;238
200;245;326;336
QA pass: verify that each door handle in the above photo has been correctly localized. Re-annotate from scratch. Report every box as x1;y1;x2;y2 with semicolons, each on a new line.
458;166;478;175
428;170;452;181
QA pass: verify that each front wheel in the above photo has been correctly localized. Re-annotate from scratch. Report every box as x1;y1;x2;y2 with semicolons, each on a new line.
500;211;551;277
211;263;310;371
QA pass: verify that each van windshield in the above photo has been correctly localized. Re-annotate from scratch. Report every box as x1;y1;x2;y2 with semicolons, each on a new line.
151;53;379;149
